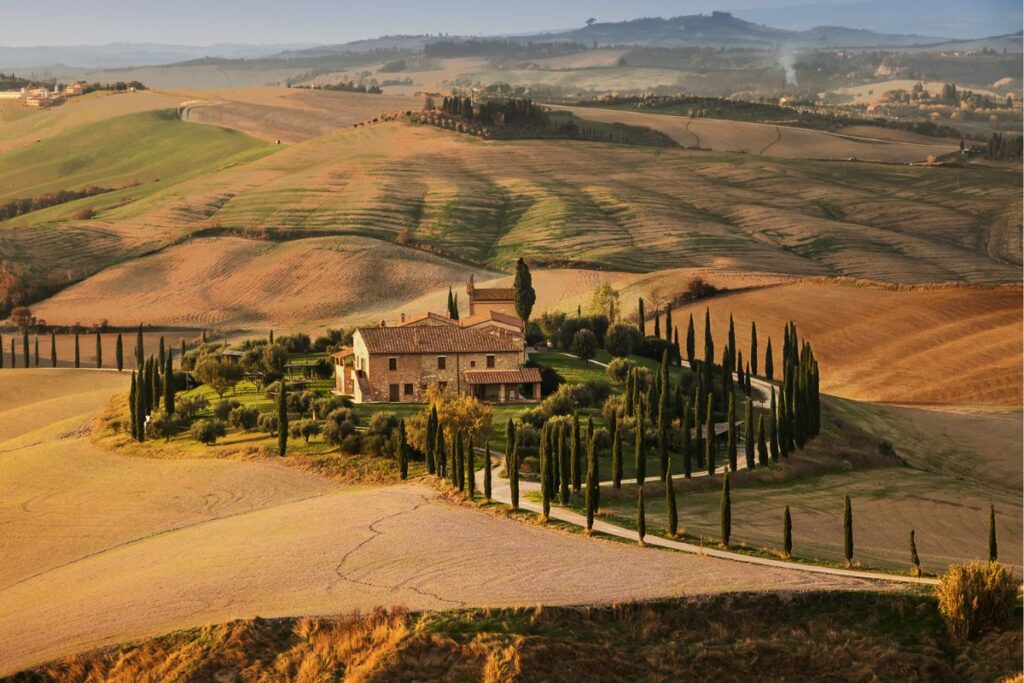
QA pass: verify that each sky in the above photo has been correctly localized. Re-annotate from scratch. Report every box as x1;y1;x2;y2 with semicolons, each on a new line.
0;0;1018;45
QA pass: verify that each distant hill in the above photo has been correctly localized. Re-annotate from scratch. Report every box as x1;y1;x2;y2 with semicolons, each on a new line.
0;42;317;70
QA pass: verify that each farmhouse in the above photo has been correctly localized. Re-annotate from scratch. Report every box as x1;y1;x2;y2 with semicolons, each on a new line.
333;323;539;404
465;274;516;316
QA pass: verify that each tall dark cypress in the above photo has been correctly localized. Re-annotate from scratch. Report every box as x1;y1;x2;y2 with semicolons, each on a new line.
765;337;774;382
571;413;581;492
637;485;646;545
21;329;29;368
277;382;288;457
9;337;14;368
693;389;703;469
179;339;186;368
657;352;670;480
585;433;596;532
744;397;754;470
134;367;147;442
466;436;475;498
540;426;550;521
34;335;39;367
653;312;660;339
115;333;124;371
727;394;737;472
426;407;438;474
989;503;998;561
164;353;175;414
74;333;80;368
95;333;102;369
664;305;673;342
453;431;462;488
727;314;736;370
158;336;165;369
50;333;56;368
843;495;854;566
703;307;714;365
909;529;920;574
757;415;769;466
637;297;646;336
750;321;758;376
665;449;677;536
509;432;520;510
705;393;714;476
611;417;623;489
720;472;731;547
682;402;692;478
783;505;793;558
128;371;137;440
398;419;409;480
135;324;144;368
558;425;570;504
483;441;492;500
685;313;695;368
503;418;514;478
634;418;645;485
435;428;447;479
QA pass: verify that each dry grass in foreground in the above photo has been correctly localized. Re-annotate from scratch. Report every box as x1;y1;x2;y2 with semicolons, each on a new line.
12;592;1021;682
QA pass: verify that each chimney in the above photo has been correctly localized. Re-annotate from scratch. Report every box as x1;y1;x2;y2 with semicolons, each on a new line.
467;273;475;296
400;312;406;323
379;320;386;328
413;328;420;346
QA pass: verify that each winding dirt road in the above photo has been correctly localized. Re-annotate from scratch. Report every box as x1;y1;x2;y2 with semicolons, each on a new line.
1;370;894;675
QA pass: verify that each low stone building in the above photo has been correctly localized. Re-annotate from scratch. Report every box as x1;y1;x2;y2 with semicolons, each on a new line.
333;323;539;404
466;274;516;317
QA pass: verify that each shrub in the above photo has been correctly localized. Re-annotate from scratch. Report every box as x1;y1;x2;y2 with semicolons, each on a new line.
340;434;363;454
682;276;718;300
300;421;321;443
175;394;209;420
367;411;400;437
936;561;1018;640
606;357;638;383
570;329;598;361
228;406;259;431
287;391;316;417
277;333;312;353
515;423;540;451
146;411;181;440
525;359;565;396
362;434;386;456
257;413;279;435
636;337;678;364
191;418;226;445
213;400;242;421
289;422;303;439
313;395;352;420
326;407;360;428
605;323;643;357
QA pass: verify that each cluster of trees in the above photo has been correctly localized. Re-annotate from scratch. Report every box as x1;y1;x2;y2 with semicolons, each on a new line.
76;80;147;94
0;185;112;221
982;132;1023;161
313;80;383;94
410;385;494;494
127;329;179;442
435;95;549;128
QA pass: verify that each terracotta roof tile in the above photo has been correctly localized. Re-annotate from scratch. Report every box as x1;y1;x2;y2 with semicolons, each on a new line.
463;368;542;385
358;325;522;354
471;287;515;301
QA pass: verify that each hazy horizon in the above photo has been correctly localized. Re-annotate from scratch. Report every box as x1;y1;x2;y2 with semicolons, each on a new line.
1;0;1020;48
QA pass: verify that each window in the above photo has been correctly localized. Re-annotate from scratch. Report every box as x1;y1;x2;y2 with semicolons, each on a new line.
486;354;495;368
437;356;447;370
388;357;397;371
404;383;414;396
470;360;477;368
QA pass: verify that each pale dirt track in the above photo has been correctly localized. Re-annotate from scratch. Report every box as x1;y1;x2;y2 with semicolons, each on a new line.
0;370;888;674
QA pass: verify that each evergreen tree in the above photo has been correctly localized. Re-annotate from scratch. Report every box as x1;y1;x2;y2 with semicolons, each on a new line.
757;415;769;466
653;312;660;339
585;434;596;532
509;431;520;510
95;333;102;368
21;328;29;368
466;436;475;498
720;472;731;547
398;419;409;480
179;339;186;367
685;313;695;367
989;503;998;561
452;293;459;320
843;495;854;566
426;408;438;474
744;397;754;470
0;333;4;368
135;324;144;368
769;388;780;461
513;257;536;323
571;413;582;492
34;335;39;367
634;418;645;485
277;382;288;457
682;402;692;478
435;428;447;479
134;368;147;442
727;394;737;472
10;337;14;368
163;353;175;414
128;371;137;440
540;427;550;521
158;336;165;369
727;314;736;370
783;505;793;558
558;425;570;504
909;529;920;575
50;333;56;368
637;484;646;545
765;337;774;382
483;441;492;500
664;305;673;342
115;334;123;371
693;391;703;470
657;351;670;479
503;417;514;477
447;286;455;318
750;321;758;376
703;307;714;365
74;333;80;368
610;412;622;489
665;450;677;536
673;327;681;367
637;297;646;336
705;393;715;476
452;431;462;488
202;330;207;343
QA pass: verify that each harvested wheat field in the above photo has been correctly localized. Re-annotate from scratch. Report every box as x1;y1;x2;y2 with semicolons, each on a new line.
0;370;890;675
31;235;500;329
547;104;960;162
669;280;1023;406
170;87;415;143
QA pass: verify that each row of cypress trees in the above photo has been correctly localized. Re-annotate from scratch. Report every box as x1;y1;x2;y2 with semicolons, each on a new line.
0;331;127;370
422;406;494;501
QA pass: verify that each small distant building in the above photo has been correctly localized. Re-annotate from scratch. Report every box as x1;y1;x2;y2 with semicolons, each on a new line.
221;349;243;364
65;81;87;96
465;274;517;317
23;87;60;107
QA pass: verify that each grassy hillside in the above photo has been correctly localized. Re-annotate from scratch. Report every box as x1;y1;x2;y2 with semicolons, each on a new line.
0;109;270;202
13;594;1022;682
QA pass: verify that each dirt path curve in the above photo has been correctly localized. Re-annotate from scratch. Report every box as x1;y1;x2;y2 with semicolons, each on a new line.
0;370;894;676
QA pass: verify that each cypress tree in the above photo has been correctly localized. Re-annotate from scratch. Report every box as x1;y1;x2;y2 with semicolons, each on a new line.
783;505;793;558
22;329;29;368
179;338;186;367
590;422;601;510
843;495;853;566
750;321;758;376
95;333;102;368
685;313;695;367
453;431;462;488
512;257;535;323
704;307;714;365
757;415;769;466
665;450;677;536
503;417;514;476
585;434;596;532
682;402;692;478
426;408;438;474
34;335;39;367
509;432;520;510
540;427;550;521
128;371;137;440
483;441;492;500
765;337;774;382
0;333;4;368
634;418;645;485
74;333;80;368
447;286;455;318
164;353;175;414
571;412;582;492
135;324;144;368
202;330;207;344
149;356;160;411
692;389;703;469
637;297;646;336
720;472;731;547
727;394;737;472
657;353;670;480
277;381;288;457
989;503;998;561
664;305;673;342
727;314;736;370
398;419;409;480
705;394;714;476
673;327;681;366
134;368;147;442
770;389;780;461
50;333;56;368
745;362;752;395
653;313;660;339
909;529;920;575
744;397;754;470
637;484;646;545
115;334;123;371
158;336;165;369
435;428;447;479
10;337;14;368
559;426;570;504
466;436;475;498
612;417;623;489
